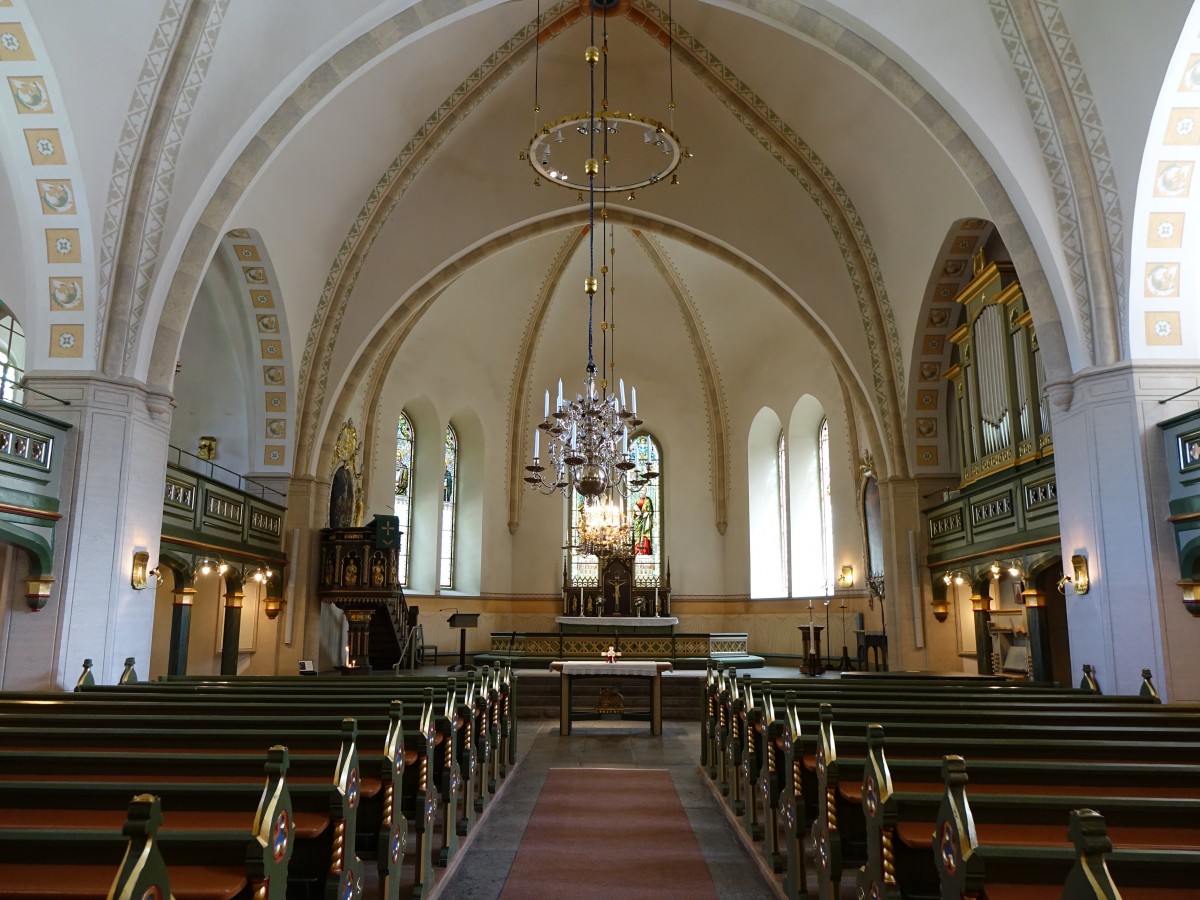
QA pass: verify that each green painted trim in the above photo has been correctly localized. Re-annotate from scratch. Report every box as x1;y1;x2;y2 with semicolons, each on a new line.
0;519;53;573
0;398;71;431
0;485;59;515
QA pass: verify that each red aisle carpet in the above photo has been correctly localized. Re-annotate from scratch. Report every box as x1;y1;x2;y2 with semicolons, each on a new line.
498;767;720;899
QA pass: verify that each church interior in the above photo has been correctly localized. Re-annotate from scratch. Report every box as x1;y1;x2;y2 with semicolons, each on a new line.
2;0;1200;896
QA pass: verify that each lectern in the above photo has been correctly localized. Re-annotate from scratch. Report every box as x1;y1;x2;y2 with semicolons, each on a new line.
447;612;480;672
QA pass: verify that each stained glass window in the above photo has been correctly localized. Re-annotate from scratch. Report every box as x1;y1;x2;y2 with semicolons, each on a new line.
818;418;834;595
627;434;662;583
440;425;458;588
568;433;663;585
0;303;25;404
394;412;414;586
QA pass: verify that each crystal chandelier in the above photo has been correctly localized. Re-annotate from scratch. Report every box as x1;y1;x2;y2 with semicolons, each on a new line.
523;0;680;548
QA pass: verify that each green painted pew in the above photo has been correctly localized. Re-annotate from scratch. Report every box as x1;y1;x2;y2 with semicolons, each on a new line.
0;747;295;900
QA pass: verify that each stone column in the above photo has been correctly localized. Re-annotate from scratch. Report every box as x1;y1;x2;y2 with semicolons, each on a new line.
876;475;941;672
1022;588;1052;682
168;586;196;676
17;375;172;689
971;593;993;675
1048;361;1200;699
221;570;245;677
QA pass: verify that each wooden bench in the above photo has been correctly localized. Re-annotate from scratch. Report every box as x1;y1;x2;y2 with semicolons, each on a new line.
0;746;295;900
0;695;452;899
67;672;505;893
0;713;383;900
141;663;517;776
76;677;486;845
700;671;1200;900
934;760;1200;899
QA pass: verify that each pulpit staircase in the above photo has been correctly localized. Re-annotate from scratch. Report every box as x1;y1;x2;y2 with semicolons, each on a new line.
367;597;411;671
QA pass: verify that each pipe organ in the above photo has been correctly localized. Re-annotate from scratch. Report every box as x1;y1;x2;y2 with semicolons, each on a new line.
946;257;1052;484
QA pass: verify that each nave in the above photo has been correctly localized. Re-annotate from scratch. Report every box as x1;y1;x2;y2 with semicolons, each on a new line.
436;718;776;900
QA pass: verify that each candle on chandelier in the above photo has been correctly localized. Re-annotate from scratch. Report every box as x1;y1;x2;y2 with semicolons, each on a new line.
571;421;578;448
631;386;637;415
620;378;626;409
544;390;549;418
534;430;540;459
557;379;563;408
622;429;628;453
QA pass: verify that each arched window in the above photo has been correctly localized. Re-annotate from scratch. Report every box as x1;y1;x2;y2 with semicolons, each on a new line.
567;432;663;584
440;425;458;588
777;430;790;590
818;418;834;595
394;412;415;586
627;433;662;583
0;303;25;404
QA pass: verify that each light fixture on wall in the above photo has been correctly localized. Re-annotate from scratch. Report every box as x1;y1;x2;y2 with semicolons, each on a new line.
837;565;854;588
131;548;162;591
1057;554;1090;595
245;562;274;584
942;570;967;587
523;0;678;518
194;556;227;578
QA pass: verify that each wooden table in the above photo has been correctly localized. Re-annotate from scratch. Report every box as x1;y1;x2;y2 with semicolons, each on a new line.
550;660;673;736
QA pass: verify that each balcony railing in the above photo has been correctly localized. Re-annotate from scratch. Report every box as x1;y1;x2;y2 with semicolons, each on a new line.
166;445;286;504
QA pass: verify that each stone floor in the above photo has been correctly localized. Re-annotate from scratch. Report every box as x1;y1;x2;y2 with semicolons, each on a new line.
431;719;785;900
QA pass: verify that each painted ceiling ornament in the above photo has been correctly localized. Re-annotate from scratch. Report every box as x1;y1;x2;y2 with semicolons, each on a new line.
10;77;49;112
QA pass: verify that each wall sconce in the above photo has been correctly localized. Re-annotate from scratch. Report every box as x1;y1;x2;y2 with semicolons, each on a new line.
942;570;967;587
195;556;227;578
245;562;274;585
131;548;162;590
837;565;854;588
1058;554;1090;595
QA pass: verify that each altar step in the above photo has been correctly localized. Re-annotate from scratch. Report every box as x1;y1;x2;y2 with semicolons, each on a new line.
512;670;705;721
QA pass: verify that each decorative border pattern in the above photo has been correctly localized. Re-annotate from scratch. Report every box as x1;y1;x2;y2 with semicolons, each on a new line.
989;0;1125;363
0;1;92;365
635;232;730;532
0;421;51;470
122;0;230;370
219;229;292;469
910;219;993;469
1128;3;1200;358
1031;0;1126;348
94;0;187;360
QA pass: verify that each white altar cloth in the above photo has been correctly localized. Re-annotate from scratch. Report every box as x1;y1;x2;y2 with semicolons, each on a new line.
553;660;669;677
555;616;679;627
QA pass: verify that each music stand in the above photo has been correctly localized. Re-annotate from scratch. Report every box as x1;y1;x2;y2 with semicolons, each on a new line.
447;613;480;672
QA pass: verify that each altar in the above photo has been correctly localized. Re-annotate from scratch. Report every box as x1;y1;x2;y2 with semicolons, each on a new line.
561;553;671;619
551;660;673;736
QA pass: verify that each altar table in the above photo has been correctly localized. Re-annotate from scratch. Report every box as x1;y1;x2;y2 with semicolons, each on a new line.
550;660;674;736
